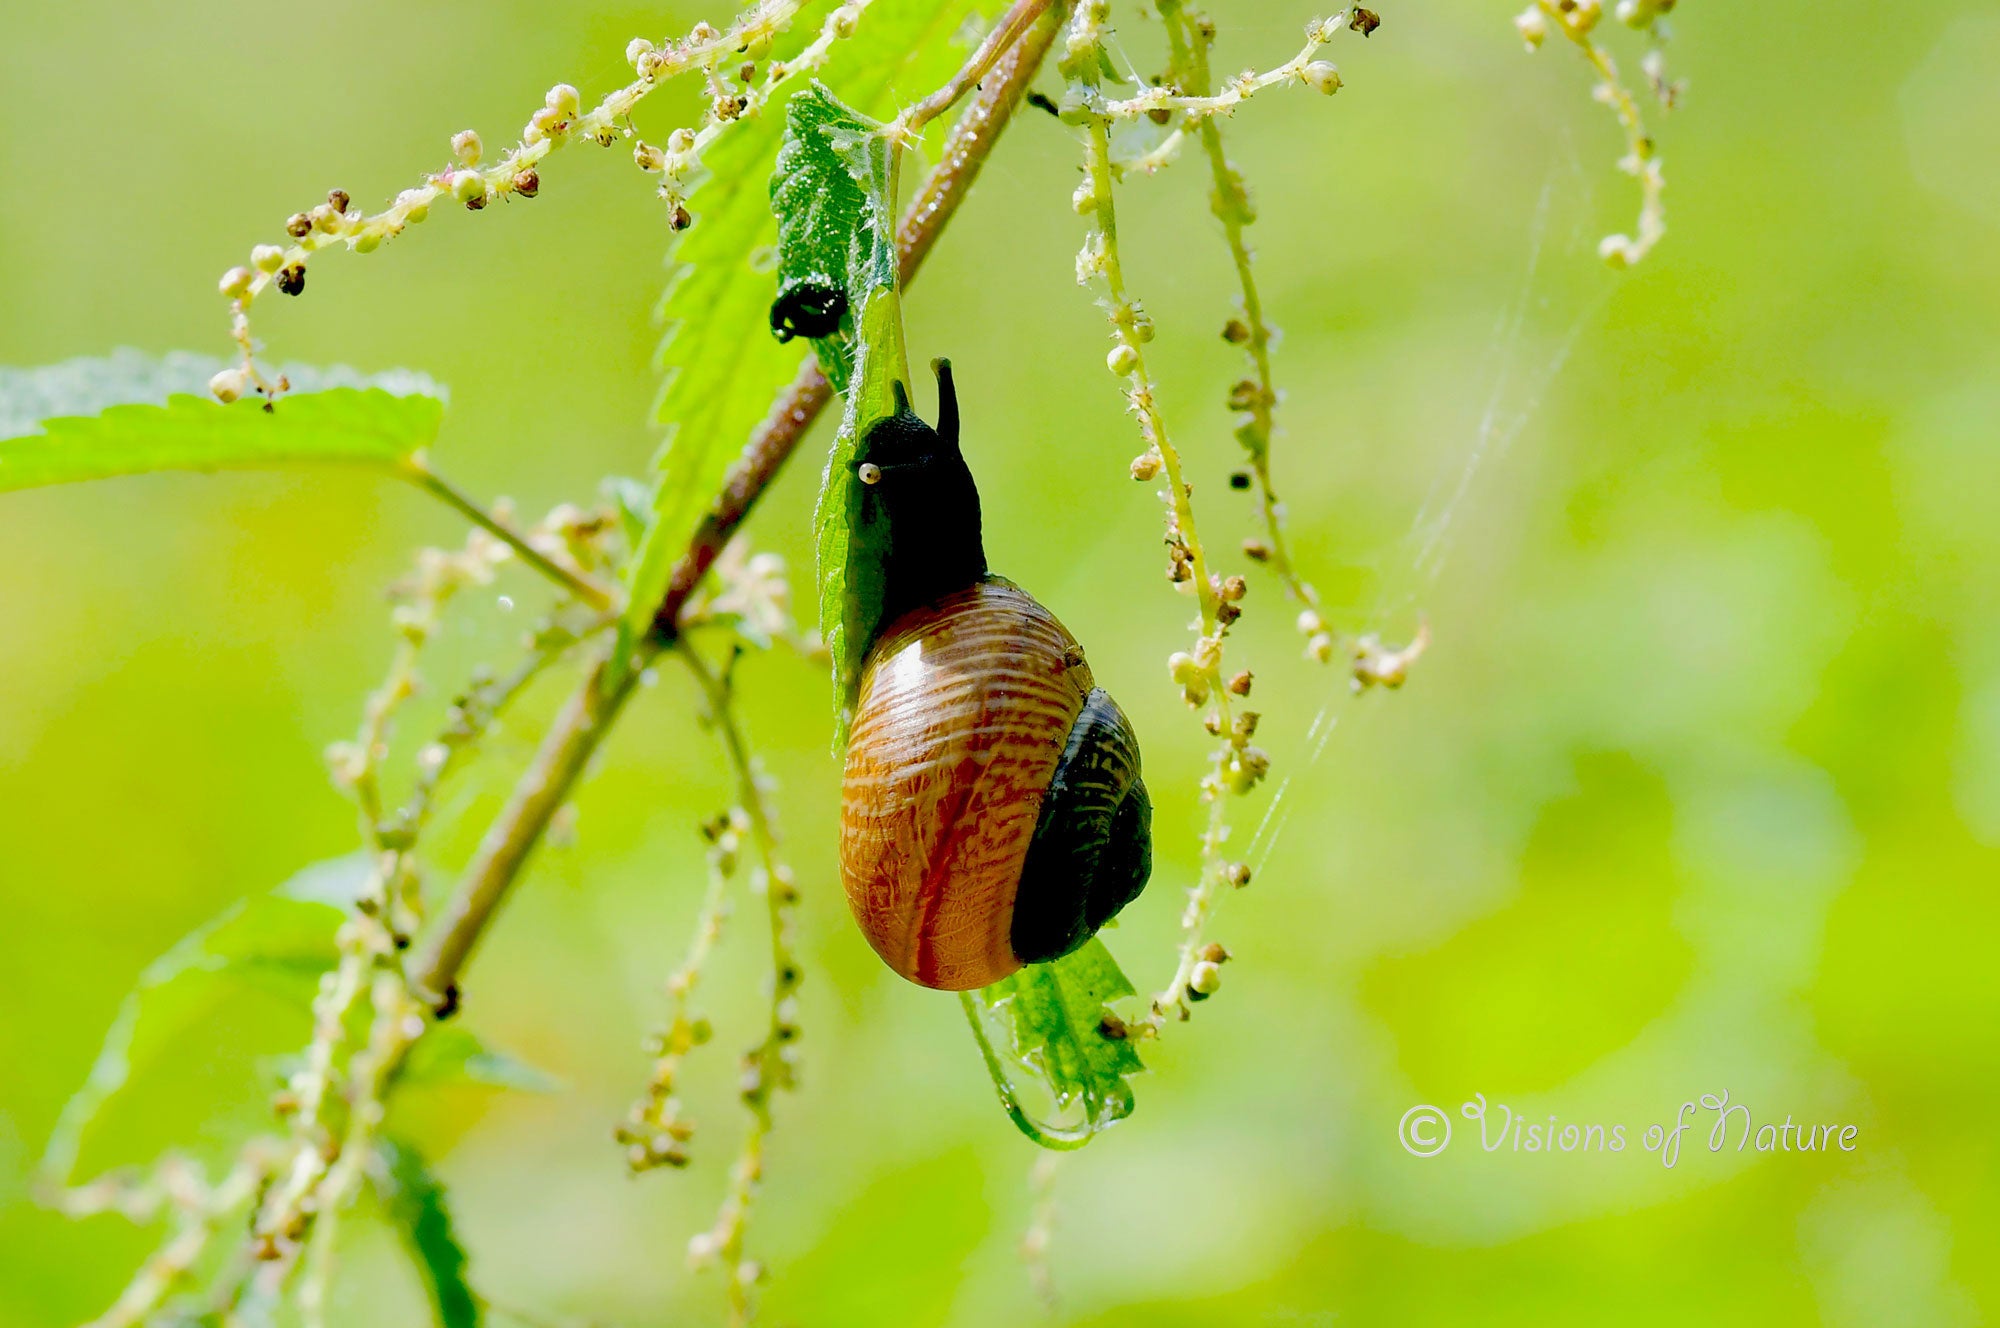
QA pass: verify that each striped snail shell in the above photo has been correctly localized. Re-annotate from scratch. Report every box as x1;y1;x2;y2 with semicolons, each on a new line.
838;360;1152;990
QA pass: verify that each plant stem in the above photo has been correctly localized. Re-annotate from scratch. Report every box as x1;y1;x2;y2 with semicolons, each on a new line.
1535;0;1664;265
1156;0;1320;617
403;459;618;611
412;7;1063;1009
676;640;798;1325
408;649;647;1007
900;0;1051;134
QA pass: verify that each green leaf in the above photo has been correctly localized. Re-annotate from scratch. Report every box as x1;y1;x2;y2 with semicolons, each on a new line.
613;0;1002;680
813;289;907;740
959;939;1147;1149
375;1138;484;1328
39;854;370;1185
770;79;914;740
0;351;444;494
769;83;900;389
399;1025;563;1095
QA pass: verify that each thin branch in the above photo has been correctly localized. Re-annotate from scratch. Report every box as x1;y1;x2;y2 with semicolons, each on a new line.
1532;0;1665;266
897;0;1051;134
412;7;1064;1009
1156;1;1321;624
676;641;798;1326
403;459;618;610
408;651;645;1006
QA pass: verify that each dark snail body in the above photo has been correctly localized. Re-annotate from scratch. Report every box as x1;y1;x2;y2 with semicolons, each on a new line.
1011;688;1152;965
769;282;849;343
838;361;1152;990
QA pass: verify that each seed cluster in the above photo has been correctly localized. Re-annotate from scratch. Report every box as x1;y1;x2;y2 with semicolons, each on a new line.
1059;5;1420;1030
209;0;866;404
1517;0;1683;267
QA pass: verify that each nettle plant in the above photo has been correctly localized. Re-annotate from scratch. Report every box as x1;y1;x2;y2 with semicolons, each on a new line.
3;0;1687;1323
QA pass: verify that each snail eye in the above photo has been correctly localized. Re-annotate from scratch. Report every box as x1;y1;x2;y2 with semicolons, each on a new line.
858;462;883;485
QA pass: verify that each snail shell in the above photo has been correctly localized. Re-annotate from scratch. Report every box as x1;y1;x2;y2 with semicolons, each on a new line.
840;578;1146;990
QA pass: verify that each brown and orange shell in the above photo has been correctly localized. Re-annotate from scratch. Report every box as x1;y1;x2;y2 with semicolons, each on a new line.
839;579;1094;990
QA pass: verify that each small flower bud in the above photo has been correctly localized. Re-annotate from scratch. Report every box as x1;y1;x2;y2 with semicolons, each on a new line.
1228;670;1253;696
1308;631;1336;663
1130;450;1162;481
634;142;666;172
284;212;312;238
626;37;656;69
669;203;693;231
1220;575;1247;602
309;203;340;233
512;169;540;198
1107;343;1140;376
669;127;697;155
1598;233;1634;268
353;231;382;254
451;129;482;165
452;170;488;206
276;264;307;296
1200;942;1232;964
1243;539;1272;562
1350;7;1381;35
1071;179;1098;214
251;244;286;273
326;188;350;212
1222;318;1250;344
218;266;254;298
208;367;247;403
528;106;564;143
1515;7;1549;47
1168;651;1199;684
545;83;580;117
1190;961;1223;995
1224;745;1271;792
397;189;432;223
1223;862;1252;888
1302;61;1342;94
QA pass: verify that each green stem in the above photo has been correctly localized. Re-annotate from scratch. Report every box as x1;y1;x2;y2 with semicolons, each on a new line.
1157;0;1319;615
899;0;1051;133
957;992;1098;1151
405;646;650;1007
403;459;617;611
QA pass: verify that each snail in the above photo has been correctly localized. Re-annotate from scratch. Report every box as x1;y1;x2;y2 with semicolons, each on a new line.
770;282;849;343
839;358;1152;990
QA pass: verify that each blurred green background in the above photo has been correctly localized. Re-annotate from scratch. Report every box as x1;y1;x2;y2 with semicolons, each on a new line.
4;0;1997;1323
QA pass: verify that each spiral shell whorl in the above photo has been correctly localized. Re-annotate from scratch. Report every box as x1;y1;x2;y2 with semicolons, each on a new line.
840;579;1092;990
